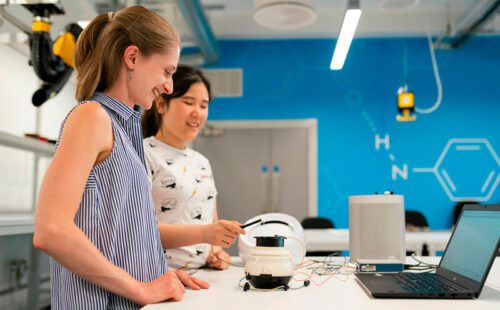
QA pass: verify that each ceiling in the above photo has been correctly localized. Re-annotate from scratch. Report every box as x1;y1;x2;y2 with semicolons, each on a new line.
0;0;500;54
199;0;500;39
1;0;499;47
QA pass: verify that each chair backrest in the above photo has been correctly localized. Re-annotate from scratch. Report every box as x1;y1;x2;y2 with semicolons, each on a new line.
453;201;479;225
405;210;429;228
301;217;335;229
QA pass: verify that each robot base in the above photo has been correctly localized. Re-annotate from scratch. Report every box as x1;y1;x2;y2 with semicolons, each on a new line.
244;273;292;291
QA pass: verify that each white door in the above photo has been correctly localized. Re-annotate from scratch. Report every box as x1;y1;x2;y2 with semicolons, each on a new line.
193;128;271;223
193;120;316;222
270;128;309;220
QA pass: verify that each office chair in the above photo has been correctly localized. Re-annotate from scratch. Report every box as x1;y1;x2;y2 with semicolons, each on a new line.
301;217;335;229
301;217;341;257
405;210;429;230
453;201;479;226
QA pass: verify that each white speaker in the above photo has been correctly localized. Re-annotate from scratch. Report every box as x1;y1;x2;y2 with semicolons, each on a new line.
348;194;405;263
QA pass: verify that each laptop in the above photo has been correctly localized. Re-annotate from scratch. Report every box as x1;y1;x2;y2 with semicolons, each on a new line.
356;204;500;299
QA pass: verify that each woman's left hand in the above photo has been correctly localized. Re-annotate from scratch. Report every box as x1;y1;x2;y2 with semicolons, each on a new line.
174;269;210;290
206;246;231;270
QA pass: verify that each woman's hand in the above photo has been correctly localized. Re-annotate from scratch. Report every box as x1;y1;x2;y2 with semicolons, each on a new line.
135;269;209;305
204;220;245;248
206;246;231;270
174;269;210;290
135;271;185;305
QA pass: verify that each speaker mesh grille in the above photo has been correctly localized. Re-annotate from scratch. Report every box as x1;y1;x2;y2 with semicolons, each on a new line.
349;202;405;261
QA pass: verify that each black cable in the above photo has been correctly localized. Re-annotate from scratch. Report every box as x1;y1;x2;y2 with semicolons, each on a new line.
240;218;262;229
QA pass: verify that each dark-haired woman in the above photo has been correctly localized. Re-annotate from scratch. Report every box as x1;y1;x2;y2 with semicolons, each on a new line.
142;65;245;270
33;6;208;309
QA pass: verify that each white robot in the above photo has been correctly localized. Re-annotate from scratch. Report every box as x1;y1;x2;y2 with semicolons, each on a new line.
238;213;307;291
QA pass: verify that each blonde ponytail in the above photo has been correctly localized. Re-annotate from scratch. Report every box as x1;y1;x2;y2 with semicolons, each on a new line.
74;6;179;101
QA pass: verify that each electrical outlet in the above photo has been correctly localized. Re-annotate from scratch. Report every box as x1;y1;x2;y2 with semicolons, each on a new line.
8;259;27;290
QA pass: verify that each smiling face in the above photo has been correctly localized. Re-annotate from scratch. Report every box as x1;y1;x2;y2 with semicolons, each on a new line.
156;81;210;148
129;46;180;109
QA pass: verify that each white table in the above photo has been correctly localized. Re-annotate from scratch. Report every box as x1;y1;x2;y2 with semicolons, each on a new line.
305;229;452;256
143;257;500;310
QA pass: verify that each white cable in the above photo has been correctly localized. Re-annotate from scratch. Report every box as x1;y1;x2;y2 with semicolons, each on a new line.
410;253;438;267
415;29;443;114
286;236;305;268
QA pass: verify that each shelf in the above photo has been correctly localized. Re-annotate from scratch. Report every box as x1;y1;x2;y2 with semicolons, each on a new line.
0;130;52;235
0;131;54;157
0;214;35;236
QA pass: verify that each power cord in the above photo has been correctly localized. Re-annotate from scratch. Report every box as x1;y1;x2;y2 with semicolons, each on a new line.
404;253;438;272
293;255;357;286
415;26;443;114
410;253;438;267
285;235;306;267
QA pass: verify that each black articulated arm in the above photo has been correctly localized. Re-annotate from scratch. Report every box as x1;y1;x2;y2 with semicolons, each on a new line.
23;2;82;107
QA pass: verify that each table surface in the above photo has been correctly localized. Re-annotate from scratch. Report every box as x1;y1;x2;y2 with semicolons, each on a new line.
143;257;500;310
305;229;452;253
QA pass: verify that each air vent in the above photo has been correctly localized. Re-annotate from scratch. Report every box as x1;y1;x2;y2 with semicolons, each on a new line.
202;68;243;98
254;0;317;29
378;0;420;12
142;1;181;24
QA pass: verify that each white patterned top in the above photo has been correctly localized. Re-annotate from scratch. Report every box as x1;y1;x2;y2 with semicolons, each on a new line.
144;136;218;269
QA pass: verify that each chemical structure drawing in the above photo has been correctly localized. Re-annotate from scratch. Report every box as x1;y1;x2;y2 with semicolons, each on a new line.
373;134;499;202
413;139;499;202
366;103;498;202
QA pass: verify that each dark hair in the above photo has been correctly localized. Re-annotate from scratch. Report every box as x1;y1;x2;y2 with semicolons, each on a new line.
142;65;212;138
74;6;179;101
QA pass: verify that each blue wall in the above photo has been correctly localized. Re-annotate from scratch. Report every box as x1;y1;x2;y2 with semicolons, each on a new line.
205;37;500;229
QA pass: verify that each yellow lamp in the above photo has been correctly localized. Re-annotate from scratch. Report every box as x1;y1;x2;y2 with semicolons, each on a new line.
396;88;416;122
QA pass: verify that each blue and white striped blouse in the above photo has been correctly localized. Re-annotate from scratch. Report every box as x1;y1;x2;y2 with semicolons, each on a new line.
50;92;168;309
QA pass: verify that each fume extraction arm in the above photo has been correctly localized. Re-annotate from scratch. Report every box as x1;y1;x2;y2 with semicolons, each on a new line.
1;1;82;107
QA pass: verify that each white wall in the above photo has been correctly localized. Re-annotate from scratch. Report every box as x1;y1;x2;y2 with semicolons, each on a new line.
0;43;73;308
0;44;76;212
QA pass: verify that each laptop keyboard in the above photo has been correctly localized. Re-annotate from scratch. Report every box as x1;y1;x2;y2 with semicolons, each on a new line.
393;273;465;292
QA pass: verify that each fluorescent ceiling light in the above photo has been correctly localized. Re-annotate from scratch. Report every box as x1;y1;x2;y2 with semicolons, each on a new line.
330;8;361;70
77;21;90;29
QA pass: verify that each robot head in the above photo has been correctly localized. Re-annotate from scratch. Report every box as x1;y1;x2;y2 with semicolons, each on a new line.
238;213;306;265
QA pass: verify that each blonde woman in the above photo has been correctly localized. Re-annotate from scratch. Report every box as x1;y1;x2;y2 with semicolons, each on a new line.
33;6;207;309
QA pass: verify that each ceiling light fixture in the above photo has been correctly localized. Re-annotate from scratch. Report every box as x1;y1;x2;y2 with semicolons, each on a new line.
330;0;362;70
77;20;90;29
254;0;317;30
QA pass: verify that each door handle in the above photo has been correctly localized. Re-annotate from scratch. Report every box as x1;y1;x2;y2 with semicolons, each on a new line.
260;165;269;213
271;165;280;212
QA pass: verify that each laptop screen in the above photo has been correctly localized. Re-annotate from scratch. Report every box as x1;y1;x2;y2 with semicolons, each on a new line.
440;210;500;282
